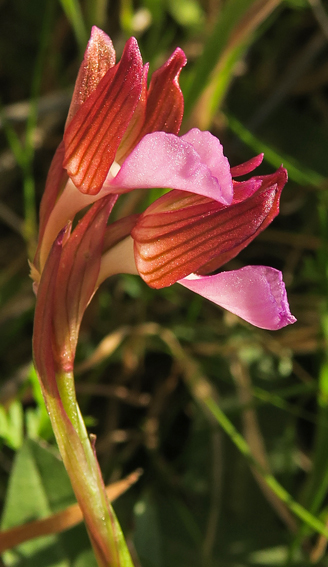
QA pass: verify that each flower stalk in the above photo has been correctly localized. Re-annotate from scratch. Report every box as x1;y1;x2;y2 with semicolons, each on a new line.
33;221;134;567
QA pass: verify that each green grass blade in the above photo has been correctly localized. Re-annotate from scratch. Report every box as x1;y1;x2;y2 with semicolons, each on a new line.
183;0;255;118
203;394;328;539
226;113;326;187
58;0;88;53
85;0;108;28
146;325;328;542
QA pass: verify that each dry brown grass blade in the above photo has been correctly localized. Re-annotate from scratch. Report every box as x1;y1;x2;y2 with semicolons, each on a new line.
228;0;282;53
0;469;142;554
75;326;131;373
310;521;328;563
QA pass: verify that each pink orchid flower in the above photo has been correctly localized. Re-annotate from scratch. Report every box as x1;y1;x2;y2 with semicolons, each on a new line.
31;28;296;566
33;27;295;379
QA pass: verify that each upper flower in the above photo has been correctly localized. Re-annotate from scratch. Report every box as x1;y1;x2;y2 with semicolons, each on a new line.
32;27;296;378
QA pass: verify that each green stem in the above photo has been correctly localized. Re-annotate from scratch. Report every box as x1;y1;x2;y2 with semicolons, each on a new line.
42;372;134;567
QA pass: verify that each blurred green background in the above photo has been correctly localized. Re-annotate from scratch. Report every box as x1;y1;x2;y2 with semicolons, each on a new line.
1;0;328;565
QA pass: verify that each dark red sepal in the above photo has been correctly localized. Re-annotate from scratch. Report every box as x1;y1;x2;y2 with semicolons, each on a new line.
139;47;187;138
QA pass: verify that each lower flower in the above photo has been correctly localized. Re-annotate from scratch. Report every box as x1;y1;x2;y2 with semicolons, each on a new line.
96;153;296;331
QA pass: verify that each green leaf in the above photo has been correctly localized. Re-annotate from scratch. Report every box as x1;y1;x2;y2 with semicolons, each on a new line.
1;439;93;567
26;365;53;441
134;495;163;567
0;401;24;450
58;0;88;54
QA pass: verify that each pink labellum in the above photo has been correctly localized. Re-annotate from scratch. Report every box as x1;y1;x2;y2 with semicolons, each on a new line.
181;129;233;202
66;26;116;125
63;37;143;194
108;130;233;203
131;167;287;288
179;266;296;330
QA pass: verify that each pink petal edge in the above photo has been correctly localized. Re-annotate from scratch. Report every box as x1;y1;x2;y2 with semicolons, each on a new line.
178;265;296;330
106;131;233;204
181;129;233;202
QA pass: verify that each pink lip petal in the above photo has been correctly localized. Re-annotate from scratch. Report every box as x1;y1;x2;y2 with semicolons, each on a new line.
181;129;233;204
107;131;233;203
179;266;296;330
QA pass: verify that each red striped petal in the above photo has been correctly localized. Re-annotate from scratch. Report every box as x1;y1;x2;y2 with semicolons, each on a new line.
139;47;186;137
116;48;187;162
63;37;143;195
132;167;287;288
115;65;149;164
66;26;116;125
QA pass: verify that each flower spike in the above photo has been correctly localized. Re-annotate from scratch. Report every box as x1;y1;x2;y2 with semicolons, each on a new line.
32;27;296;567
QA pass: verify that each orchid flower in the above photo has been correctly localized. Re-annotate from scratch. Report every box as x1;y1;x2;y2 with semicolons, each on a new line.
31;26;295;567
33;27;295;336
